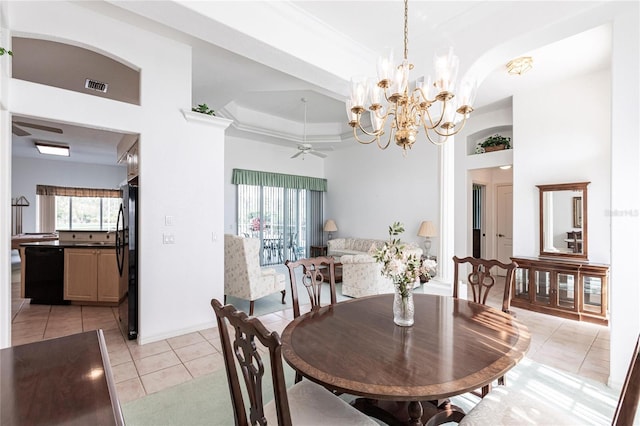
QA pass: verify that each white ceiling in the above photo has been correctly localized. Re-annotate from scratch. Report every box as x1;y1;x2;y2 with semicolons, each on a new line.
10;1;613;165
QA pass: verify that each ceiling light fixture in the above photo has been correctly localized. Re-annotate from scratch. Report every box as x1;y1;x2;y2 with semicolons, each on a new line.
499;165;512;170
35;141;70;157
346;0;476;154
506;56;533;75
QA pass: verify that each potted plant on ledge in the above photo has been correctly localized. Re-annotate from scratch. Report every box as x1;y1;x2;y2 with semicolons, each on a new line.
478;134;511;153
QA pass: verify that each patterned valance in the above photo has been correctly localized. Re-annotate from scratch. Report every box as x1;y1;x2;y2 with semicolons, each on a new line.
232;169;327;192
36;185;121;198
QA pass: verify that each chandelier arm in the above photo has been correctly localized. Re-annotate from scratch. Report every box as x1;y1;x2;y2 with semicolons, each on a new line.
377;130;393;150
356;119;385;137
422;107;442;131
423;127;450;146
353;126;381;145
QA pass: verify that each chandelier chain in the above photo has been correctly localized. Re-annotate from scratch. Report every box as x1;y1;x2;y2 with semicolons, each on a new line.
403;0;409;61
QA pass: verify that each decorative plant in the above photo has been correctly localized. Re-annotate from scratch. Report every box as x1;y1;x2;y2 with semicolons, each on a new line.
0;47;12;57
191;103;215;116
479;134;511;149
371;222;429;298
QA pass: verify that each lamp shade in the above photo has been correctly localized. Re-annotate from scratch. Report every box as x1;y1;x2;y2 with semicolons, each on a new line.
324;219;338;232
417;221;436;237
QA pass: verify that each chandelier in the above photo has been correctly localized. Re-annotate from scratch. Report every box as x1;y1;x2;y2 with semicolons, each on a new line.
346;0;476;153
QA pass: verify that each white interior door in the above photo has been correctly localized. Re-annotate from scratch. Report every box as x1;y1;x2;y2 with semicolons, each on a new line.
496;185;513;273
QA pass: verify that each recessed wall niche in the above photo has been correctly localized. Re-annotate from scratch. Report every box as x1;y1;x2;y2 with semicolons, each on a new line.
467;125;513;156
12;37;140;105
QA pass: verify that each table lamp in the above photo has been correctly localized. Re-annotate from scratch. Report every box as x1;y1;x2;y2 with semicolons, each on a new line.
324;219;338;241
417;221;437;257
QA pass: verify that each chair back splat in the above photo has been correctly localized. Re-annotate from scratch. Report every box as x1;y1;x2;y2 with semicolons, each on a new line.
612;334;640;426
285;256;337;318
211;299;292;426
453;256;518;314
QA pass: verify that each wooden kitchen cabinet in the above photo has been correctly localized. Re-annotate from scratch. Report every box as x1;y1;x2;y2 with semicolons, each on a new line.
64;248;120;304
511;256;609;325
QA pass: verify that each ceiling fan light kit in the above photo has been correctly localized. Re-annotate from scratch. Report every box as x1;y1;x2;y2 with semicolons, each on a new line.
347;0;476;154
291;98;329;160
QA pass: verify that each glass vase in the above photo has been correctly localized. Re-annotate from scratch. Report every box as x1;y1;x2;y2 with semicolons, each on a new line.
393;289;415;327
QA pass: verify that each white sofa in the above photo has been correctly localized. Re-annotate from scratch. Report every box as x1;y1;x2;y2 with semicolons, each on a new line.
328;238;422;298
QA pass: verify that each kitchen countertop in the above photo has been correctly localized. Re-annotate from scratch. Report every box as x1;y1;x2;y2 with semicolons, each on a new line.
19;241;116;248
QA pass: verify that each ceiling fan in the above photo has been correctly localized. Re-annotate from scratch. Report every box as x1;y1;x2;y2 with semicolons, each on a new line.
12;121;63;137
290;98;330;160
291;143;328;159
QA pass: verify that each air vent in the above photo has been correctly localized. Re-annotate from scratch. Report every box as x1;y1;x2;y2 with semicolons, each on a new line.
85;78;109;93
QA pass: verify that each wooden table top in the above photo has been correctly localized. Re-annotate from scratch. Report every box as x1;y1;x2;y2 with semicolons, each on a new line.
0;330;124;426
281;294;530;401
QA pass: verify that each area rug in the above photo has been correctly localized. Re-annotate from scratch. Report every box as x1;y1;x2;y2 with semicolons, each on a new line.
121;358;297;426
121;356;621;426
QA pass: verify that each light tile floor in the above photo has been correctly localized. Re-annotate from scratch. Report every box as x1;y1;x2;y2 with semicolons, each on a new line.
11;268;609;405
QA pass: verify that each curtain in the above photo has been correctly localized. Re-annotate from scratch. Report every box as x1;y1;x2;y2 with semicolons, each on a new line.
307;191;324;247
232;169;327;192
37;195;56;233
36;184;121;198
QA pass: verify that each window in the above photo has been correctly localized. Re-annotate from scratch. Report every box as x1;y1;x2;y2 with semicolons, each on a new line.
55;196;121;230
233;169;326;266
36;185;122;232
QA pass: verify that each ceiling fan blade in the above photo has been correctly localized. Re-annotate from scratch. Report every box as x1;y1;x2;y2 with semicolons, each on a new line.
291;151;303;159
12;124;31;137
13;121;63;134
310;151;327;158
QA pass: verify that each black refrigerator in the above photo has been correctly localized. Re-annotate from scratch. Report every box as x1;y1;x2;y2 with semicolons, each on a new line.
117;183;138;340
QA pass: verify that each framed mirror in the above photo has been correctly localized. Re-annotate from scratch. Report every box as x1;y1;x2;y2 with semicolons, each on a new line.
537;182;590;260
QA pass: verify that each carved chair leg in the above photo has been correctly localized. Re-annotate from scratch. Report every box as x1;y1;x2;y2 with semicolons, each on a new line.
295;372;302;383
249;301;255;316
481;383;491;397
498;375;506;386
281;289;286;304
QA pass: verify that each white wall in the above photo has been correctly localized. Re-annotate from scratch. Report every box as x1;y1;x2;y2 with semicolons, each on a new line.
609;7;640;389
224;135;325;234
324;139;440;251
2;1;227;346
11;157;126;233
513;70;611;264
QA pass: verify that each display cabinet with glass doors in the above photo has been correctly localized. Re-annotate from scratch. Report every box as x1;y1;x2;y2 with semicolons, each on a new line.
511;256;609;325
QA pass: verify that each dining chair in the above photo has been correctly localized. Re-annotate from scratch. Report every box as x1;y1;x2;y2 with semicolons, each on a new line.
284;256;337;319
452;255;518;397
452;255;518;315
285;256;338;384
210;299;378;426
459;334;640;425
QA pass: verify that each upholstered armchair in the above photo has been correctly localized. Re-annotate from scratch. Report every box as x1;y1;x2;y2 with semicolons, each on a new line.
224;234;286;315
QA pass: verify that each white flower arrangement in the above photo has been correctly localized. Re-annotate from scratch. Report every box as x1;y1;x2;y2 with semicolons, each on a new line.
372;222;436;298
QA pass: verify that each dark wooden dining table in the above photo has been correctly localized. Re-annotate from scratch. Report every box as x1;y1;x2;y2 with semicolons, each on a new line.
281;293;531;425
0;330;124;425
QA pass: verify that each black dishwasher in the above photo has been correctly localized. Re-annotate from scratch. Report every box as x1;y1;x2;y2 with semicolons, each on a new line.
24;246;68;305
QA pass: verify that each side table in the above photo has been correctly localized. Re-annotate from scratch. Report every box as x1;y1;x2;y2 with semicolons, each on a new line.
310;245;327;257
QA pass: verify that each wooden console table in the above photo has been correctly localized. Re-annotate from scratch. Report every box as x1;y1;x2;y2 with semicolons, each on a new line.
0;330;124;425
511;256;609;325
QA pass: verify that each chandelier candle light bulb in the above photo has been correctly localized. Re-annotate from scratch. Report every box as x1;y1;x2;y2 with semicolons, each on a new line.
347;0;476;154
